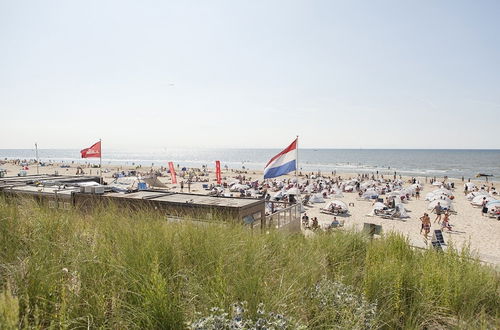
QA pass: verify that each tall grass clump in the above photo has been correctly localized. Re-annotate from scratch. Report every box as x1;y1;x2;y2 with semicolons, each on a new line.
0;196;499;329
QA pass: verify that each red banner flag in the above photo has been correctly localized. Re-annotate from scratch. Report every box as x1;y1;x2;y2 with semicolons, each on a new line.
80;141;101;158
168;162;177;184
215;160;222;184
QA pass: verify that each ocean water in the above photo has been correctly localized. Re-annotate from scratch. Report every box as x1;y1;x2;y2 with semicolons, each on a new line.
0;148;499;181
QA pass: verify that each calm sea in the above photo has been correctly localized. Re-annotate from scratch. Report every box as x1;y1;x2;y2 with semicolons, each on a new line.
0;149;499;181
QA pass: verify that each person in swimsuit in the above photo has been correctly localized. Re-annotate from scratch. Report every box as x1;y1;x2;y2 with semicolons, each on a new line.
481;197;488;217
420;213;431;239
433;202;443;223
441;211;452;231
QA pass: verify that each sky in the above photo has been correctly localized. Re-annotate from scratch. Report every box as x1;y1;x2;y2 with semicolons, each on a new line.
1;0;499;150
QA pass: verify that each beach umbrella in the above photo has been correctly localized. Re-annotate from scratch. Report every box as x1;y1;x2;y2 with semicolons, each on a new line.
387;191;402;197
432;181;443;186
285;187;299;195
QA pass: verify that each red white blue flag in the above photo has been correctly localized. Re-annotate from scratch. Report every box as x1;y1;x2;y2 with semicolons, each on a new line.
264;138;297;179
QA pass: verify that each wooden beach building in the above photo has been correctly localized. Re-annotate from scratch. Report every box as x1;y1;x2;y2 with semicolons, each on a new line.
0;174;266;227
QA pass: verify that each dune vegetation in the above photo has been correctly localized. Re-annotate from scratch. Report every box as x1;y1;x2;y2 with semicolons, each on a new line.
0;197;499;329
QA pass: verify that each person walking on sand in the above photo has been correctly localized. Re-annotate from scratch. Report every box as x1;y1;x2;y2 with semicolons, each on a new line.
420;213;431;239
441;211;452;231
433;202;443;223
481;197;488;217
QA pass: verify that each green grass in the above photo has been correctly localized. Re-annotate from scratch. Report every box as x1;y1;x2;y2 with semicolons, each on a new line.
0;196;499;329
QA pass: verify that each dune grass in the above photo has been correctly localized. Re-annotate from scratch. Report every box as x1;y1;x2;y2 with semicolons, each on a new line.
0;197;499;329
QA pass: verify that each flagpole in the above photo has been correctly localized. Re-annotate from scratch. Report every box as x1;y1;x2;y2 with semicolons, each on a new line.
296;135;301;230
99;138;102;184
35;142;39;175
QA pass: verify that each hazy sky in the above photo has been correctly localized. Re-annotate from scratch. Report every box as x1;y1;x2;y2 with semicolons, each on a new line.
1;0;499;149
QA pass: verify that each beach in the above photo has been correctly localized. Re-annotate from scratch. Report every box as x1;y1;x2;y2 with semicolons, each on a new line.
2;159;499;266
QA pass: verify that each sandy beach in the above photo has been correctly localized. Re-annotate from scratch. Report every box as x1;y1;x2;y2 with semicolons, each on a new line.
1;160;499;266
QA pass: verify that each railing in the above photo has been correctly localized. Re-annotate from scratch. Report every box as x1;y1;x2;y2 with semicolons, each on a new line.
264;202;301;232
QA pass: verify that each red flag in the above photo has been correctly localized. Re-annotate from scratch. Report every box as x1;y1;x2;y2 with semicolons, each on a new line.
215;160;222;184
168;162;177;184
80;141;101;158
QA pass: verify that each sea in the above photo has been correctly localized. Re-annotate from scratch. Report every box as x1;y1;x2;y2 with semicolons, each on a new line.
0;149;499;181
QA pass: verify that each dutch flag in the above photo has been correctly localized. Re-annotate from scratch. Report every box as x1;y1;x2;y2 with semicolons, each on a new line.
264;138;298;179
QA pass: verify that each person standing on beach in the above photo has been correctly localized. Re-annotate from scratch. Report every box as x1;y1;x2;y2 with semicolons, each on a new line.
420;213;431;238
433;202;442;223
482;197;488;217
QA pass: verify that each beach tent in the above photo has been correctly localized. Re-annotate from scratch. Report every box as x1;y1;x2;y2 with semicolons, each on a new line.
465;182;476;190
109;177;141;193
271;191;284;201
471;195;496;206
367;202;388;216
486;200;500;208
466;191;488;201
373;202;387;210
428;194;452;203
390;203;409;218
387;191;402;197
362;189;378;199
427;199;454;211
360;180;376;190
410;183;422;190
344;185;354;192
432;188;452;196
310;194;325;203
230;184;249;192
143;176;167;188
325;200;348;212
285;187;299;195
331;189;344;198
425;192;435;201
